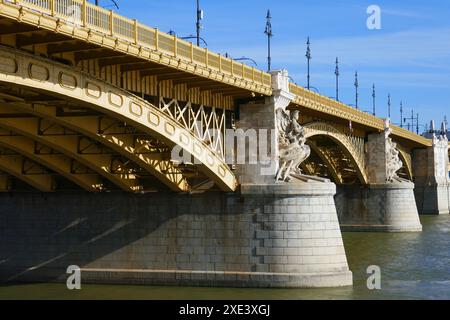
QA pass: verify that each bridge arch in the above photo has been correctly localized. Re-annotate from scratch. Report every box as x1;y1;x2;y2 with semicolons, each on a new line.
0;135;102;191
0;46;236;192
303;122;368;184
397;147;414;181
0;153;56;192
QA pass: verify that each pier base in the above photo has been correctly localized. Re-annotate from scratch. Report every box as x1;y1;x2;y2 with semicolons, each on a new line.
414;183;450;215
236;182;353;288
0;182;352;288
336;183;423;232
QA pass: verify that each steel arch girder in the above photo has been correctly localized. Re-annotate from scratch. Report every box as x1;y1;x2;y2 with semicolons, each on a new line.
0;46;237;192
0;103;190;192
0;135;103;191
0;117;142;192
304;122;369;185
0;155;55;192
308;142;344;184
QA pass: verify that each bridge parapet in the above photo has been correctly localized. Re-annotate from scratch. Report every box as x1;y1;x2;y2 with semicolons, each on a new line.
289;83;432;147
0;0;272;95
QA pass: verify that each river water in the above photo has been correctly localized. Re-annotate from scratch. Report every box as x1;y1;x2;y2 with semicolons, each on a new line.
1;215;450;300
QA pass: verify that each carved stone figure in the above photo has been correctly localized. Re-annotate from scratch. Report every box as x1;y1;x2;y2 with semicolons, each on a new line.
384;125;403;182
275;109;311;182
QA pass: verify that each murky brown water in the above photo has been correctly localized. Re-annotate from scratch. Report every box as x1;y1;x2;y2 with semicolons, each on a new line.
1;216;449;300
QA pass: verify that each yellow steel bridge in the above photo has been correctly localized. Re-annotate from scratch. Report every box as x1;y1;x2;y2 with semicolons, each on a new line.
0;0;446;193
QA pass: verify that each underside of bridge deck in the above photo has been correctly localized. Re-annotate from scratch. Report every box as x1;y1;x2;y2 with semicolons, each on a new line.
0;49;237;193
0;84;188;193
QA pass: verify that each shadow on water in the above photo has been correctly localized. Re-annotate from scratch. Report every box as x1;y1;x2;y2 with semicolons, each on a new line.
1;215;450;300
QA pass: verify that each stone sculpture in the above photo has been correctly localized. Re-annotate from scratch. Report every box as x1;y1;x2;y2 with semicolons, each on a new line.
275;109;311;182
384;122;403;182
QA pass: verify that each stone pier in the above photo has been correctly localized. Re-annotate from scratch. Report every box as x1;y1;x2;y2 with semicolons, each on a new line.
0;189;351;288
413;129;450;215
337;120;422;232
336;184;422;232
232;70;352;287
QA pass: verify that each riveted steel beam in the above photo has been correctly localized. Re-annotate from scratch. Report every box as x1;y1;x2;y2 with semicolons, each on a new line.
0;155;55;192
0;135;103;191
0;103;190;192
0;117;143;192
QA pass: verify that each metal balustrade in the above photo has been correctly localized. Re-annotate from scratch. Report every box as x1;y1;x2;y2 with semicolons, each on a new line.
4;0;271;88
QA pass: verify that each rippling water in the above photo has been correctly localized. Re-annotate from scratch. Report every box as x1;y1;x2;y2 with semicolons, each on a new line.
1;215;450;300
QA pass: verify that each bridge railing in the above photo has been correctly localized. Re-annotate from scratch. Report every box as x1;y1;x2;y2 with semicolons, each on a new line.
289;82;385;129
289;82;432;146
5;0;272;88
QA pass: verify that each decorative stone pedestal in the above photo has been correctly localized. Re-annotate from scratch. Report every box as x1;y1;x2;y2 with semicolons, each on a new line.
337;182;422;232
240;182;353;288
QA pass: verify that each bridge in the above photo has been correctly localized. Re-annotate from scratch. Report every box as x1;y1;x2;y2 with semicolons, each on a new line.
0;0;449;288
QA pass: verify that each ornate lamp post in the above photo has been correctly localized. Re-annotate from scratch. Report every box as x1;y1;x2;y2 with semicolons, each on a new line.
372;84;376;116
306;37;311;90
335;57;340;101
354;71;359;109
400;101;403;128
388;93;391;119
264;10;273;71
196;0;204;47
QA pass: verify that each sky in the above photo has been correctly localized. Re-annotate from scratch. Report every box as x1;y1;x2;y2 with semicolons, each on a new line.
97;0;450;131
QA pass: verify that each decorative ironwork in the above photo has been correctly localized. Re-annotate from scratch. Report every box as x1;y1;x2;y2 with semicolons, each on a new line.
303;122;368;184
158;97;226;160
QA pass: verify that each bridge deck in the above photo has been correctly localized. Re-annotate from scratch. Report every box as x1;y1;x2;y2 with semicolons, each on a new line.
0;0;272;110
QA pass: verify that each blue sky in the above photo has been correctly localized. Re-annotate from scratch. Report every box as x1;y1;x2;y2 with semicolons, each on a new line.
99;0;450;131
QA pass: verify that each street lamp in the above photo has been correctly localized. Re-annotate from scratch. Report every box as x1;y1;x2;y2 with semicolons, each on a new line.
224;53;258;67
416;113;419;134
234;57;258;67
400;101;403;128
264;10;273;72
335;57;340;102
372;84;376;116
404;109;418;133
306;37;311;90
354;71;359;109
196;0;204;47
388;93;391;119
